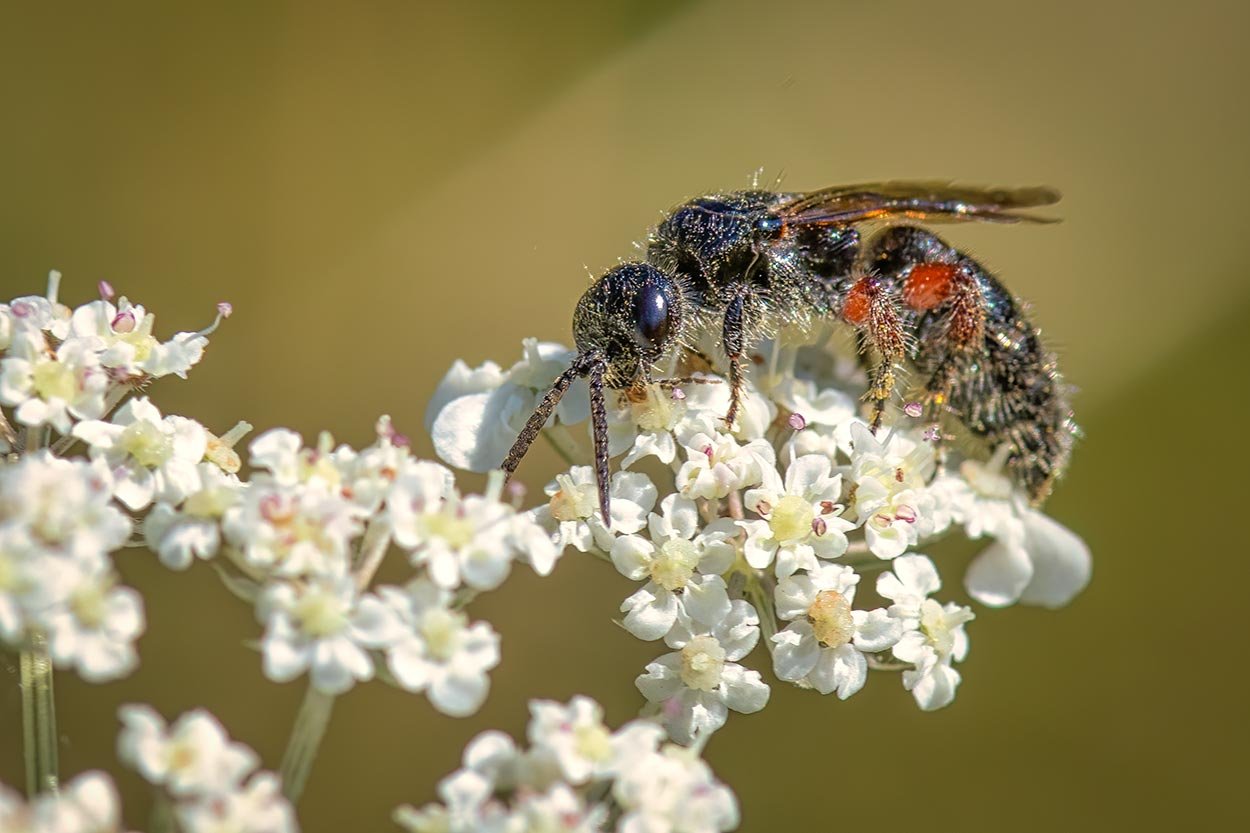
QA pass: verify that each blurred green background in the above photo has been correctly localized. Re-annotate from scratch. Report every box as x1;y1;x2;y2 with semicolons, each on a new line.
2;1;1247;830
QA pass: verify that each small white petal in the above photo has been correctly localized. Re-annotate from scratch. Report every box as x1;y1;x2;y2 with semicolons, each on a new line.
1018;511;1092;608
965;538;1034;607
719;663;770;713
621;585;678;641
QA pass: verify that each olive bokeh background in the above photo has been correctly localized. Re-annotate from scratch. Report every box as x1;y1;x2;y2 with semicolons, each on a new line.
2;1;1247;830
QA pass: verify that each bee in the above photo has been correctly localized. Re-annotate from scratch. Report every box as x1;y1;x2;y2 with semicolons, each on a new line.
501;182;1076;521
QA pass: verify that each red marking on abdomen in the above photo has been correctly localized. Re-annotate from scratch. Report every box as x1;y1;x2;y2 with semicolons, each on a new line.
841;278;874;325
903;263;959;311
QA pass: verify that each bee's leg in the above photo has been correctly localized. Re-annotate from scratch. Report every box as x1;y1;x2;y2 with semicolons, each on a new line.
721;284;755;430
680;346;717;372
656;376;721;389
906;264;986;406
839;274;906;433
905;262;987;476
587;358;612;522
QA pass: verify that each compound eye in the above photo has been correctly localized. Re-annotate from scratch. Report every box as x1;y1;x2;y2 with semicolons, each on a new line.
632;281;675;350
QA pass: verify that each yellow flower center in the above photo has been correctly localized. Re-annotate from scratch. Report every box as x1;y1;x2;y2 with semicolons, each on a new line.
628;384;685;432
32;360;76;403
679;634;726;691
421;509;476;550
574;722;613;763
299;450;342;488
808;590;854;648
420;608;466;661
120;420;174;468
549;474;597;522
70;579;112;629
182;483;235;518
165;740;199;776
0;551;20;592
769;495;813;543
114;328;157;362
650;538;699;591
293;589;349;638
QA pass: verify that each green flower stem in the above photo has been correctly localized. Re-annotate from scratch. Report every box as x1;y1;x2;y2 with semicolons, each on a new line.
742;569;778;650
353;518;393;592
20;633;60;797
541;425;588;467
0;409;16;449
148;791;177;833
279;684;336;803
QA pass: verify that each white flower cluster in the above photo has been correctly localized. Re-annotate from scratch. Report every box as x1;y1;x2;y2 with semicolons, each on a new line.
430;335;1092;739
117;704;298;833
395;695;738;833
151;418;557;714
0;273;227;682
0;771;133;833
0;274;563;719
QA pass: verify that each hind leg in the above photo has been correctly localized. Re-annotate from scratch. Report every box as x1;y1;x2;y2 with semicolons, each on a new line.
839;273;907;432
863;225;987;458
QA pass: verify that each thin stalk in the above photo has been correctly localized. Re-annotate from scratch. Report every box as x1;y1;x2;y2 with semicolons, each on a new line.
0;408;16;449
20;633;59;796
742;570;778;653
49;385;131;457
353;518;393;592
540;425;588;467
279;684;336;803
148;791;177;833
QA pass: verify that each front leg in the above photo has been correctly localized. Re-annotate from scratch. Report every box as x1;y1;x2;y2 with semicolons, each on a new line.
721;284;754;430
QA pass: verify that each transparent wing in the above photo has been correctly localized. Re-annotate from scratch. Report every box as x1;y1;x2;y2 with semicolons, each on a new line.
776;181;1061;226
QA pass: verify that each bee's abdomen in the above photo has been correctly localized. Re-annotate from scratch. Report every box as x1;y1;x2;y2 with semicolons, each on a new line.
939;270;1075;503
871;225;1075;502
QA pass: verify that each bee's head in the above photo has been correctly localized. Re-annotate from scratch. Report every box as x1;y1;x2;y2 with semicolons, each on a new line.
501;262;686;526
572;262;685;387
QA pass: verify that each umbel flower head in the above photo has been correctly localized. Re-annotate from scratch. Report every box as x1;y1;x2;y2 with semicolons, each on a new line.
395;695;738;833
428;332;1091;743
0;270;1091;833
0;273;238;684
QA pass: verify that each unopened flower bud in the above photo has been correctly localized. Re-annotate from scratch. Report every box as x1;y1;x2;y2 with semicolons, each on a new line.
111;310;137;333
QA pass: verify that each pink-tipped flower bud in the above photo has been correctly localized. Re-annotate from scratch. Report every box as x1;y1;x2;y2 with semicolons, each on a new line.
111;310;136;333
217;301;233;319
670;387;686;401
811;517;827;536
98;280;115;300
788;412;807;431
904;401;923;418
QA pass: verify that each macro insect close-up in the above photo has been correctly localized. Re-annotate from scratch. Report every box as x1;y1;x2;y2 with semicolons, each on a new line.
503;182;1076;521
4;4;1243;833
